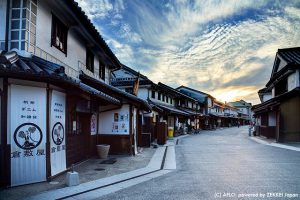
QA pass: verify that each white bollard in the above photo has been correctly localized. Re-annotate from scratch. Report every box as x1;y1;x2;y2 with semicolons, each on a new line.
66;171;80;186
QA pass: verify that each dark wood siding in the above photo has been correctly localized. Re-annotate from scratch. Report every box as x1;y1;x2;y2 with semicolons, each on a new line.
99;135;131;154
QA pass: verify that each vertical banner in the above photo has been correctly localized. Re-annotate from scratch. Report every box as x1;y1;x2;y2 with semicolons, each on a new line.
10;85;47;186
133;108;138;155
91;114;97;135
50;90;66;176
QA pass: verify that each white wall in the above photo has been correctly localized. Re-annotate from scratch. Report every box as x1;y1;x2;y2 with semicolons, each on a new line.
98;104;130;135
36;1;86;72
268;112;276;126
188;101;192;108
150;89;174;106
288;72;296;91
263;93;272;102
207;98;212;107
137;88;148;100
0;0;7;43
276;57;287;72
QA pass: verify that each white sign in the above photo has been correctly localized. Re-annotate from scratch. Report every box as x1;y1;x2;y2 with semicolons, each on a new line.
10;85;47;186
91;114;97;135
50;90;66;176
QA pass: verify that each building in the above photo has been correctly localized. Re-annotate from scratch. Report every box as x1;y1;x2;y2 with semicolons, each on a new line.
252;47;300;142
112;65;200;143
228;100;252;125
0;0;150;187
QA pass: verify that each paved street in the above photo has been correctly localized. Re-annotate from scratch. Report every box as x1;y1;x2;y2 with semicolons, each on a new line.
95;126;300;200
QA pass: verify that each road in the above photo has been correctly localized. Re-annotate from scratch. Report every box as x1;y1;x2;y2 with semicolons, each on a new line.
96;126;300;200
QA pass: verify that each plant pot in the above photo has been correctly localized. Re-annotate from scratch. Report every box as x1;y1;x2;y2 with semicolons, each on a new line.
96;144;110;159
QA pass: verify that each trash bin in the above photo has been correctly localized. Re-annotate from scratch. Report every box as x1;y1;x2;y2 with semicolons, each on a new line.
96;144;110;159
168;127;174;138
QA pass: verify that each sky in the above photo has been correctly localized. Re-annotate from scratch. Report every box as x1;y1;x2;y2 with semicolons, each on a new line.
76;0;300;105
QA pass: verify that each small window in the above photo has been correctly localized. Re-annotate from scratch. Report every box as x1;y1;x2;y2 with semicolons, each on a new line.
151;90;155;98
51;14;68;54
166;96;169;103
171;98;173;104
158;92;161;100
162;95;165;101
99;61;105;80
86;49;94;72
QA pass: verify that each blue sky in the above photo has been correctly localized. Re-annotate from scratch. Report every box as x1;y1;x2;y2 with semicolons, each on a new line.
76;0;300;104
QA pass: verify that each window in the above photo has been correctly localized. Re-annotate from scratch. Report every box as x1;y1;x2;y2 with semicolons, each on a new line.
171;98;173;104
51;14;68;54
86;49;94;72
151;90;155;98
162;94;165;101
166;96;169;103
158;92;161;100
9;0;37;52
99;61;105;80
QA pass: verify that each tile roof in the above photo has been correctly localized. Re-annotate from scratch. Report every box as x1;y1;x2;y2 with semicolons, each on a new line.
278;47;300;65
79;73;152;112
0;51;120;105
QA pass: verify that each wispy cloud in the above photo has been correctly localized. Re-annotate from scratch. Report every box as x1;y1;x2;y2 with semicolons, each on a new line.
76;0;300;104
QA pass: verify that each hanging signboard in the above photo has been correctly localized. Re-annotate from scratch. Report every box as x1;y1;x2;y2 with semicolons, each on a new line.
50;90;66;176
91;114;97;135
10;84;47;186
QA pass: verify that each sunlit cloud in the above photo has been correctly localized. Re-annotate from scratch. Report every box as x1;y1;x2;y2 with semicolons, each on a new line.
75;0;300;104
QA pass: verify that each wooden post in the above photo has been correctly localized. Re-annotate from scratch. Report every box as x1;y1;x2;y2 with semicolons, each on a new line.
129;104;133;155
46;85;51;181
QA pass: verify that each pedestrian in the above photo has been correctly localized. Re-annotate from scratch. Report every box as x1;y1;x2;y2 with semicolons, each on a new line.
238;121;240;128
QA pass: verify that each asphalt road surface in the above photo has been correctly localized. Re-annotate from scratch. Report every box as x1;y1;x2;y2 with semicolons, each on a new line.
96;126;300;200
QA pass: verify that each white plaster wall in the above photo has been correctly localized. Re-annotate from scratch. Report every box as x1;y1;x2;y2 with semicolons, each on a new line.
113;69;135;79
105;66;110;84
296;70;300;87
288;72;296;91
0;0;7;42
263;94;272;102
36;1;86;72
268;112;276;126
277;57;287;72
272;87;275;98
137;88;148;100
207;98;212;107
98;104;130;135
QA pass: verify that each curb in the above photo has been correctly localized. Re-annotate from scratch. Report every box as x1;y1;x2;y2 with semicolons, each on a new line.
26;143;176;200
249;136;300;152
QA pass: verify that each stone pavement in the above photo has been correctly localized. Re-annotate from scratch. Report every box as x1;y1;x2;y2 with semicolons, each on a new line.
0;147;155;200
93;126;300;200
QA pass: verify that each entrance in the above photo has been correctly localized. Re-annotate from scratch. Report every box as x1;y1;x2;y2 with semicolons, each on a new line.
66;112;91;166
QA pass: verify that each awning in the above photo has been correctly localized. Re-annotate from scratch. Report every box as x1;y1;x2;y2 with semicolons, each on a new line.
148;101;190;116
178;107;203;116
79;83;120;105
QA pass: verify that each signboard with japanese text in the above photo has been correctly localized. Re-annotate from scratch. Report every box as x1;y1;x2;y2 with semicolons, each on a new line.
50;90;66;176
90;114;97;135
10;85;47;186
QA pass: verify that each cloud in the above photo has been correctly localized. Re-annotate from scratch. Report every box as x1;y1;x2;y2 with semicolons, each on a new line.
76;0;113;20
76;0;300;105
